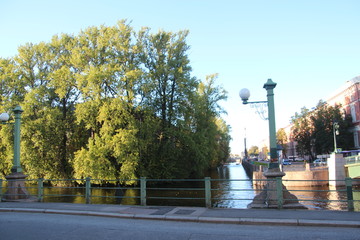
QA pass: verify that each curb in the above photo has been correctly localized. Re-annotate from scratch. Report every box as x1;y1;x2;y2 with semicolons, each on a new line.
1;207;360;228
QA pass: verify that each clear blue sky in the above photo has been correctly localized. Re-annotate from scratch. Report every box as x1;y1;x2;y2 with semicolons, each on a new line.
1;0;360;154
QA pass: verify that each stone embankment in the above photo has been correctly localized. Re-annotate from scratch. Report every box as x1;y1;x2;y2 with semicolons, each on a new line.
243;160;329;187
241;159;258;179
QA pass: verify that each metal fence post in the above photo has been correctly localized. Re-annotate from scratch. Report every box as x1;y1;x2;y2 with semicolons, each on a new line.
345;177;354;211
85;177;91;204
0;179;3;200
140;177;147;206
37;178;44;202
205;177;212;208
276;177;283;209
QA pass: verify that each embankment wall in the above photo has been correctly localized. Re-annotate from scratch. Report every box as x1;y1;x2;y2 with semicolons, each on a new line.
252;164;329;187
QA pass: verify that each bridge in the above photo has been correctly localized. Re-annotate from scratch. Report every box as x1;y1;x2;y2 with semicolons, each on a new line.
345;155;360;179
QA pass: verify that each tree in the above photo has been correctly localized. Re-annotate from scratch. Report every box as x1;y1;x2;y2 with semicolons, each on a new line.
47;33;84;179
190;74;229;172
291;101;353;160
277;128;288;158
248;146;259;158
0;20;231;182
0;58;22;178
311;101;353;155
15;42;70;179
72;22;143;182
260;146;269;160
139;28;196;126
213;118;231;167
136;28;200;179
291;107;314;159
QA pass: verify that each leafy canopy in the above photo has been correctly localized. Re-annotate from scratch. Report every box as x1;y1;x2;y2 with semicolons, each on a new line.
0;20;231;182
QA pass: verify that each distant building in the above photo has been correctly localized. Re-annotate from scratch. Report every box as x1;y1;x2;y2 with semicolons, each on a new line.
282;124;297;159
284;76;360;159
326;76;360;149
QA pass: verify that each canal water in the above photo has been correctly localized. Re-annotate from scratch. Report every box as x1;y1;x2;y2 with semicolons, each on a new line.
33;163;359;211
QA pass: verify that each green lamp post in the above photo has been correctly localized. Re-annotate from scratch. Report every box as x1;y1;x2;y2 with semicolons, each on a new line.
0;106;23;173
263;79;279;167
12;106;23;173
240;79;279;168
240;79;305;209
1;106;35;201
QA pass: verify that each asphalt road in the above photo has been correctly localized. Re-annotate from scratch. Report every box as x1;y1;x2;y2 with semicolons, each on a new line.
1;212;359;240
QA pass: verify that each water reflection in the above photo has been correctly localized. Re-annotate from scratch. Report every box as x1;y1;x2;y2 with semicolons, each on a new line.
211;164;255;208
42;186;85;204
286;185;348;210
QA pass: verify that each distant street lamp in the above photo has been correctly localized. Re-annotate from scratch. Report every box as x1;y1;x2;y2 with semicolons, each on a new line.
240;79;305;209
1;106;35;201
333;121;340;153
243;128;248;160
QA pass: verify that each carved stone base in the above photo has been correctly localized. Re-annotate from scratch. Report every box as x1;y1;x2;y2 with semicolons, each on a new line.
2;172;37;202
248;185;307;209
248;168;307;209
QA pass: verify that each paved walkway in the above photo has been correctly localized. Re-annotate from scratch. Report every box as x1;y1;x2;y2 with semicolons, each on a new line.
1;202;360;228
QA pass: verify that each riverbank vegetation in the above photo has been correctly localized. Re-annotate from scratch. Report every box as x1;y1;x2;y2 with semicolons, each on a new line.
0;20;231;182
290;101;353;160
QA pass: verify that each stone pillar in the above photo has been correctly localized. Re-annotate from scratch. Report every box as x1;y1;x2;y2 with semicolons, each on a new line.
248;168;306;209
328;153;346;186
2;172;37;202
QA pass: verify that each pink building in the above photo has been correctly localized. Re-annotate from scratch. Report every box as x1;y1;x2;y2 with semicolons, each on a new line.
284;76;360;159
326;76;360;149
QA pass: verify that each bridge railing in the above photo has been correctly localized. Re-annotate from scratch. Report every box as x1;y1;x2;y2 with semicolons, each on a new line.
0;177;359;211
282;178;359;211
345;155;360;165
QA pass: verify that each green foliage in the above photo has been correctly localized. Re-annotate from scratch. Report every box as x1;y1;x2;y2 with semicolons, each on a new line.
291;107;313;158
0;20;230;183
311;101;353;154
248;146;259;157
276;128;288;158
291;101;353;159
0;58;20;178
0;124;12;178
261;146;269;160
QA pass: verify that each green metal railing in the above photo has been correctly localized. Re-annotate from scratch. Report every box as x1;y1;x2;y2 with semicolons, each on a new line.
0;177;359;211
277;178;358;211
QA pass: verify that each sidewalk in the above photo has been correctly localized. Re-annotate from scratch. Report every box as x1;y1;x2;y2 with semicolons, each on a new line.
1;202;360;228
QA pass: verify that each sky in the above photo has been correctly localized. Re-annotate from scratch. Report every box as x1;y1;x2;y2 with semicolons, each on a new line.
1;0;360;154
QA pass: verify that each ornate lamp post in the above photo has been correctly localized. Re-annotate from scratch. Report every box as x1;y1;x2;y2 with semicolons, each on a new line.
1;106;35;201
240;79;279;168
240;79;305;208
1;106;23;173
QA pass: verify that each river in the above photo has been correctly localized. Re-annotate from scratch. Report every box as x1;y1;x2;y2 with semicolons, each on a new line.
34;163;359;211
